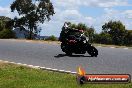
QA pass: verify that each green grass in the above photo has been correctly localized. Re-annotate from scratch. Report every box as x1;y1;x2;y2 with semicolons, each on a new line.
93;43;132;49
0;62;132;88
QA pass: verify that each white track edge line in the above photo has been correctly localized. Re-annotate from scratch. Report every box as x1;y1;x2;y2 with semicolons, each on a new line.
0;60;77;74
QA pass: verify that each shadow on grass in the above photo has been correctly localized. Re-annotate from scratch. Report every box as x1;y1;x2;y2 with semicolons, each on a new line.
54;54;92;58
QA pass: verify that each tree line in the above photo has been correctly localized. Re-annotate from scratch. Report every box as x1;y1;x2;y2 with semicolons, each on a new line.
96;20;132;46
0;15;132;45
0;0;131;46
67;21;132;46
0;0;54;39
0;16;16;38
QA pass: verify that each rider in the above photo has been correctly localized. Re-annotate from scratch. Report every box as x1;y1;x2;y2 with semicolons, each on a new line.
78;29;86;41
59;22;87;43
59;22;71;42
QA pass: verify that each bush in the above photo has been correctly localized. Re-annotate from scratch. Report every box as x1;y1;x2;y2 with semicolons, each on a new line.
45;35;58;41
0;29;16;39
124;30;132;45
94;33;112;44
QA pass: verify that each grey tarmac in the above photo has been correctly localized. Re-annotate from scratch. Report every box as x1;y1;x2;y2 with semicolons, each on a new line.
0;39;132;76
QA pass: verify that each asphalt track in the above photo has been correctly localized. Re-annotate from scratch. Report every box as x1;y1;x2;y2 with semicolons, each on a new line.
0;39;132;76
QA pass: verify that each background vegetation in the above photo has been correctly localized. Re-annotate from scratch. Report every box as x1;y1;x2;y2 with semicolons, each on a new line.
64;21;132;46
45;35;58;41
0;0;131;46
0;16;16;39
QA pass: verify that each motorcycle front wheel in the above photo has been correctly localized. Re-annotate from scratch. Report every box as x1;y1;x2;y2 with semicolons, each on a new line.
87;45;98;57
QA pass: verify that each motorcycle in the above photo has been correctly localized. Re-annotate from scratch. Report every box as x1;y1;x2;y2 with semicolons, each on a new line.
60;32;98;57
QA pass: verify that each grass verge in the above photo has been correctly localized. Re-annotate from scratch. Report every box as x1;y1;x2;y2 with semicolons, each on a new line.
93;43;132;49
0;61;132;88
